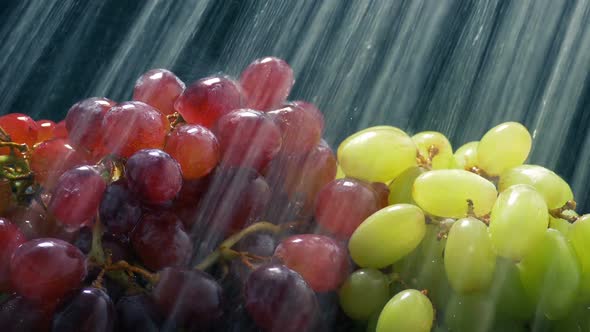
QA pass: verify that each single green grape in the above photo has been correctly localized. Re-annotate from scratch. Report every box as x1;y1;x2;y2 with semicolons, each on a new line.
498;164;573;209
444;217;496;293
338;269;390;321
376;289;434;332
349;204;426;268
489;184;548;261
412;169;497;218
477;121;532;175
488;257;534;321
453;141;479;170
550;305;590;332
337;126;417;183
549;215;572;235
568;214;590;302
442;292;496;332
387;166;426;205
412;131;454;169
518;229;581;320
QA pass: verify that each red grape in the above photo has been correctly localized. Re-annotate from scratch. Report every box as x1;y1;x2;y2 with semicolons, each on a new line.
0;113;39;153
152;267;223;327
36;120;55;142
268;104;322;155
290;101;324;132
371;182;390;208
0;179;12;215
7;202;52;240
131;211;192;271
30;139;89;188
213;109;282;171
274;234;350;292
240;57;294;111
0;218;26;291
174;75;244;127
133;69;186;116
99;180;142;238
52;287;115;332
48;165;107;229
10;238;87;302
0;294;54;332
165;124;219;180
101;101;168;158
54;121;68;139
126;149;183;204
315;178;381;238
65;97;115;152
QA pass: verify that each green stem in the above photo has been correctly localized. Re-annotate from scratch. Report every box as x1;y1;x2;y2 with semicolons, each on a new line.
88;215;105;265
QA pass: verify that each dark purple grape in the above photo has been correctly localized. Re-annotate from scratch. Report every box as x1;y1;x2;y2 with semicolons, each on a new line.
0;294;52;332
126;149;183;205
237;232;277;258
52;287;115;332
115;294;162;332
152;267;223;328
244;264;319;332
102;233;133;263
100;180;142;238
74;227;92;254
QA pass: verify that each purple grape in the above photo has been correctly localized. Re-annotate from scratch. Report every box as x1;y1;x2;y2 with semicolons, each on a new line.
116;294;162;332
126;149;183;205
100;180;142;238
0;295;52;332
52;287;115;332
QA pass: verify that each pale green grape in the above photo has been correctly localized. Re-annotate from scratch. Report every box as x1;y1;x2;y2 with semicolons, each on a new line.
477;121;532;175
444;217;496;293
549;215;572;235
453;141;479;170
338;269;390;321
518;229;581;320
387;166;426;205
412;169;497;218
488;258;534;321
568;214;590;302
498;164;573;209
412;131;454;169
349;204;426;268
489;184;548;261
376;289;434;332
335;163;346;179
442;292;496;332
338;126;417;183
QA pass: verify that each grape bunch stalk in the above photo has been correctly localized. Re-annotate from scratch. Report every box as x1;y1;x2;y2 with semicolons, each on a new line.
0;56;587;332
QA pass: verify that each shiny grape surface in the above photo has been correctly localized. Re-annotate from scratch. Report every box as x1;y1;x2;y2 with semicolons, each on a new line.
376;289;434;332
568;214;590;301
338;268;390;320
453;141;478;170
52;287;115;332
133;68;186;116
164;124;219;180
412;131;454;169
126;149;183;204
0;218;26;291
240;56;294;111
477;122;532;176
65;97;115;152
30;139;88;188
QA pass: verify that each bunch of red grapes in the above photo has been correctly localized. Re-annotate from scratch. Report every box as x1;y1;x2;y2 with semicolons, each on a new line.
0;57;384;332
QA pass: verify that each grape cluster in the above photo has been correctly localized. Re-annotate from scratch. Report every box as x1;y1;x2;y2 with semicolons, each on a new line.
0;56;587;332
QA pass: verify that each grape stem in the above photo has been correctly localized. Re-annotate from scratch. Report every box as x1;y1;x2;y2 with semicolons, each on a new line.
549;200;578;223
167;112;186;129
105;260;159;284
88;214;106;265
0;126;11;142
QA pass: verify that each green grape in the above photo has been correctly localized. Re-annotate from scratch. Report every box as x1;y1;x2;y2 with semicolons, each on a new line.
337;126;417;183
498;164;573;209
549;215;572;235
412;131;454;169
453;141;479;170
490;320;528;332
518;229;581;320
338;269;390;321
366;311;379;332
376;289;434;332
489;184;548;261
444;217;496;293
568;214;590;302
412;169;497;218
551;305;590;332
336;163;346;179
477;122;532;176
488;258;534;321
349;204;426;268
387;166;426;205
442;292;496;332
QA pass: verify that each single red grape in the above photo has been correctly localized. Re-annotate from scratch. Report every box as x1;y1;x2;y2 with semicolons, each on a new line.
371;182;390;208
54;121;68;139
10;238;87;302
36;120;55;143
0;179;12;215
126;149;183;204
213;109;282;171
65;97;115;152
99;180;142;238
30;139;89;188
7;202;53;240
174;76;244;128
0;113;39;154
290;101;324;132
101;101;168;158
240;57;294;111
51;287;115;332
268;104;322;155
165;124;219;180
0;218;26;291
133;69;185;116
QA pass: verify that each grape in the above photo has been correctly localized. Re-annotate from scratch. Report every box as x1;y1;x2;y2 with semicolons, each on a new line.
370;182;390;208
0;113;39;155
102;101;168;158
131;211;192;271
48;165;107;229
0;218;26;291
376;289;434;332
412;169;497;218
99;180;142;238
133;68;186;116
7;202;53;240
36;119;55;142
336;163;345;179
213;109;282;171
174;75;244;127
152;267;223;327
164;124;219;180
116;294;163;332
489;184;548;261
477;122;532;175
290;101;325;133
65;97;115;152
349;204;425;268
126;149;182;204
237;232;277;258
315;178;381;238
30;139;88;188
274;234;350;292
54;120;68;139
442;292;496;332
388;166;426;205
550;305;590;332
489;258;534;321
412;131;454;169
518;229;580;320
244;264;318;332
240;57;294;111
549;214;572;235
498;164;573;209
0;294;53;332
453;141;479;170
337;126;417;183
268;104;322;155
444;217;496;293
10;238;86;302
0;179;12;216
567;214;590;301
52;287;115;332
338;268;390;320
